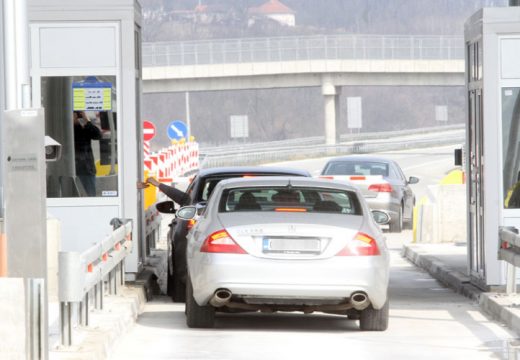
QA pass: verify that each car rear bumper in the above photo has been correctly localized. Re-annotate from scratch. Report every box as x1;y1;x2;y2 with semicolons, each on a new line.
189;253;389;309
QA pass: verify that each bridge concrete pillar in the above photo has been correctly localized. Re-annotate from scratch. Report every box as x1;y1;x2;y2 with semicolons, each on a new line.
322;78;340;145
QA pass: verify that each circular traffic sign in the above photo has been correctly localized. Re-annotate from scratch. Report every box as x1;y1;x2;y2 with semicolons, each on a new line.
143;120;156;141
167;120;188;141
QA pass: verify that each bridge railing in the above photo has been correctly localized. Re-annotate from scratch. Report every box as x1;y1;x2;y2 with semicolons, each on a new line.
199;125;465;168
143;34;464;67
200;128;465;168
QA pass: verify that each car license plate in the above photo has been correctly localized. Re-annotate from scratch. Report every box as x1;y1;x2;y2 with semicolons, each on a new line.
262;237;321;254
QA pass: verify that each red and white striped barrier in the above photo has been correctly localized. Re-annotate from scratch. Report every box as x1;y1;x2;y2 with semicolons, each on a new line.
143;140;199;184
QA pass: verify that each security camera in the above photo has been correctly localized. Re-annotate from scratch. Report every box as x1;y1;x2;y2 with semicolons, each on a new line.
44;136;62;162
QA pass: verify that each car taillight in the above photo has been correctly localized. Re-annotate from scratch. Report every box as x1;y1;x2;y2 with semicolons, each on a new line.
186;219;196;230
336;232;380;256
319;176;334;180
368;183;393;192
200;230;246;254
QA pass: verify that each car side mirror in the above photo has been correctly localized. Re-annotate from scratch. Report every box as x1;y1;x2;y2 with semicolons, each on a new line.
408;176;419;185
155;200;176;214
176;206;197;220
371;210;390;225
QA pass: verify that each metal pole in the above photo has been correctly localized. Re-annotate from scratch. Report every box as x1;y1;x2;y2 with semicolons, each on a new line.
506;263;517;294
3;0;31;109
99;281;104;310
120;261;125;286
60;302;71;347
185;92;191;138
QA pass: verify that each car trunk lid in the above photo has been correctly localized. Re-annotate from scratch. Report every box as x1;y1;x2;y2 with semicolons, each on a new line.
217;212;363;259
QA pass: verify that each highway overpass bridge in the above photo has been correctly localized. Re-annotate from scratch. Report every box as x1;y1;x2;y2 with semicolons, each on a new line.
142;34;465;144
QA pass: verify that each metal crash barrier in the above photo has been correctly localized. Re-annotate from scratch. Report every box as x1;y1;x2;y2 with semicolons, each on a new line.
58;219;133;346
498;226;520;294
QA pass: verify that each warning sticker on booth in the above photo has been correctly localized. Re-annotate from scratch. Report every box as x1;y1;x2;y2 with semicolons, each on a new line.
73;82;112;111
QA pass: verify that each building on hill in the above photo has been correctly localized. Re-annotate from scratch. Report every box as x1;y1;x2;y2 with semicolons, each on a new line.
249;0;296;27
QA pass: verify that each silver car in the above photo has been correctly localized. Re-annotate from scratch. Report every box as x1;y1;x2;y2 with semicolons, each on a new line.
178;177;390;331
320;155;419;233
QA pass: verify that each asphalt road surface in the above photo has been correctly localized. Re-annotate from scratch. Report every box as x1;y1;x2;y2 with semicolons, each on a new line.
110;146;518;360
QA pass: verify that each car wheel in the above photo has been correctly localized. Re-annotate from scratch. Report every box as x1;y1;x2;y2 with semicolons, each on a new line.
359;299;389;331
185;276;215;328
389;206;403;233
172;274;186;303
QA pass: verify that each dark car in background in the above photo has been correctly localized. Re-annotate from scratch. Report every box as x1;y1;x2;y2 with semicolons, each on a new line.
320;155;419;233
156;166;312;302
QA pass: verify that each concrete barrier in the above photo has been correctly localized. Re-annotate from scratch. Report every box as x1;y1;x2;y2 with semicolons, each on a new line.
415;170;467;243
0;278;27;359
47;216;61;302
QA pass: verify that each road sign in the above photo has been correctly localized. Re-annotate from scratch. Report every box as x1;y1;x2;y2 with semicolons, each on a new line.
143;120;156;141
347;97;362;129
167;120;188;140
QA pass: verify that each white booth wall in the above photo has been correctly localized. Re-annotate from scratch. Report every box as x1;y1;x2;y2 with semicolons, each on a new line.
465;8;520;287
28;0;145;277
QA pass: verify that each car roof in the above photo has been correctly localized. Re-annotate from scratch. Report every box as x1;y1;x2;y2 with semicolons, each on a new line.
196;166;311;178
324;155;395;164
216;176;359;192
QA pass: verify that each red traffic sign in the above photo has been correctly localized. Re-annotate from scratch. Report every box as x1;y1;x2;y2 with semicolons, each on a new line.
143;120;156;141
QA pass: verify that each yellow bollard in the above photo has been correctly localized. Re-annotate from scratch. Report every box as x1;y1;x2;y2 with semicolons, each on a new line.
412;196;429;243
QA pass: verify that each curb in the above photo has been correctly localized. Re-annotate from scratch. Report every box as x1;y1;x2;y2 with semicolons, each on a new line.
401;244;481;301
479;293;520;335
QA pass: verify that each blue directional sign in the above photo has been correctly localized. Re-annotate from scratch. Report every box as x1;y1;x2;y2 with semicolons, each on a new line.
167;120;188;140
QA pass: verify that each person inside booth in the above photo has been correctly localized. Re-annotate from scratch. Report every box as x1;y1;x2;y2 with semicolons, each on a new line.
73;110;101;196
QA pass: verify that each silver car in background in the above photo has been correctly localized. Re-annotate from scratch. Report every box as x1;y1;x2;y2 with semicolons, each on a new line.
178;177;390;331
320;155;419;233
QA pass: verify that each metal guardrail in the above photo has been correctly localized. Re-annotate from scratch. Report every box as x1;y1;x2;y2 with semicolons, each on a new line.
143;34;464;67
145;203;162;255
199;126;465;168
58;219;133;346
200;124;464;155
499;226;520;294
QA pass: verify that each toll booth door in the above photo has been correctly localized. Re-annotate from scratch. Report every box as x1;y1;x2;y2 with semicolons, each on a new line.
468;89;485;282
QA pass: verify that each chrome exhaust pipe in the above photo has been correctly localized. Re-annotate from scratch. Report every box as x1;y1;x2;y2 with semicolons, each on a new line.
209;289;232;307
350;292;370;310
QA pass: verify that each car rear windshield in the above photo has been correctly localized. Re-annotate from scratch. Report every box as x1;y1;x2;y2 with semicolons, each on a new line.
218;186;363;215
322;161;389;177
198;172;306;201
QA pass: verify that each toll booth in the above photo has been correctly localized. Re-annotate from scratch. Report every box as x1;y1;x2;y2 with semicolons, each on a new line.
28;0;145;279
465;7;520;289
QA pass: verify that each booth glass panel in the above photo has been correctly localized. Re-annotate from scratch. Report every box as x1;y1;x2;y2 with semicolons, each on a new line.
42;76;118;198
502;87;520;208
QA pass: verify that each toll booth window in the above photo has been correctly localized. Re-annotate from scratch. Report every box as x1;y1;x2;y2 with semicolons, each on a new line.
502;88;520;208
42;76;118;198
